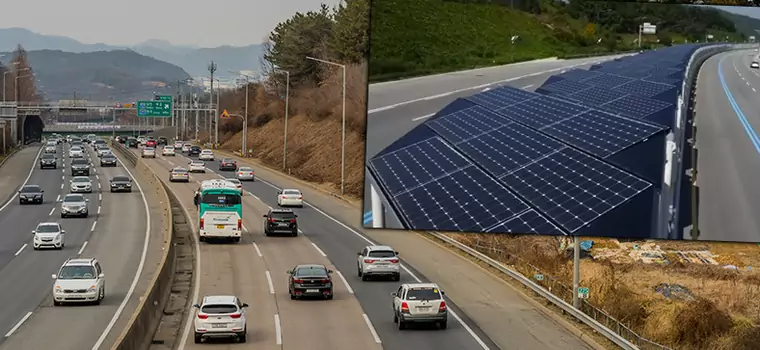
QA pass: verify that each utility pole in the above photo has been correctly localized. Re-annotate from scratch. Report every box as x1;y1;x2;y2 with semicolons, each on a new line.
208;61;218;147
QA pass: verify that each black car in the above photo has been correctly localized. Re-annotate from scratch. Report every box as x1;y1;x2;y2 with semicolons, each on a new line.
126;137;138;148
157;136;168;146
188;145;201;156
109;175;132;192
18;185;44;204
92;139;107;149
70;158;90;176
263;209;298;236
218;158;237;171
287;264;334;300
100;154;118;167
39;154;57;169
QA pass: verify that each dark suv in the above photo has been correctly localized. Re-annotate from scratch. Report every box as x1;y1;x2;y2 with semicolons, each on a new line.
70;158;90;176
126;137;138;148
157;136;168;146
218;158;237;171
40;154;57;169
189;145;201;156
263;209;298;236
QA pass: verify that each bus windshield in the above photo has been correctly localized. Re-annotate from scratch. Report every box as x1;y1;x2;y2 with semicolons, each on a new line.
201;192;242;205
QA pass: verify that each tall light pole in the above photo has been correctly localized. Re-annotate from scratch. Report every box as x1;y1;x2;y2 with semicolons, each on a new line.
229;71;258;157
208;61;218;147
222;113;247;156
274;68;290;169
2;62;19;102
305;56;346;195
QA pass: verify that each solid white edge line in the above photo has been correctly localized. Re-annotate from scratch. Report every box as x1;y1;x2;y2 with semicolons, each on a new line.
274;314;282;345
265;271;275;294
335;270;354;294
4;311;32;337
252;242;263;257
78;241;88;255
90;150;152;350
311;243;327;257
254;177;492;349
362;313;382;344
0;145;44;212
14;244;27;256
177;169;202;350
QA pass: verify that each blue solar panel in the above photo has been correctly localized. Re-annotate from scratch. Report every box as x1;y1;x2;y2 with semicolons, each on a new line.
496;95;589;129
556;69;603;82
456;122;568;178
394;165;530;232
487;209;565;235
426;105;513;144
540;79;592;95
539;110;666;158
613;80;674;98
370;137;471;196
582;73;633;89
600;95;672;119
499;147;652;233
569;86;627;106
466;86;538;110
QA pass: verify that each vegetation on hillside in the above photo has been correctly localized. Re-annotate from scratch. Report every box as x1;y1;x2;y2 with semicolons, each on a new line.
369;0;747;80
0;45;38;151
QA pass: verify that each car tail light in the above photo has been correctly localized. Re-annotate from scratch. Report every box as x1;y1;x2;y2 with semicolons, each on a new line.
282;196;287;199
269;218;276;223
320;279;330;283
364;259;375;263
299;196;303;200
238;219;242;230
229;313;241;319
439;301;447;312
200;218;204;229
293;279;304;283
198;313;208;319
249;172;254;175
290;219;296;223
401;302;409;313
389;259;400;263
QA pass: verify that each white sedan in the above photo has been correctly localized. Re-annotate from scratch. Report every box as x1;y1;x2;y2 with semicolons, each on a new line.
162;146;176;156
141;147;156;158
752;61;759;69
68;146;83;158
225;178;243;194
277;189;303;207
199;149;215;161
189;161;206;173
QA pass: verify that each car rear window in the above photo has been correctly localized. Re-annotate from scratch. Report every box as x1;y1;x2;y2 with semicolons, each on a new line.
201;304;238;314
271;212;296;220
406;287;441;301
368;250;396;258
173;168;187;173
283;190;300;195
295;267;327;277
72;159;88;164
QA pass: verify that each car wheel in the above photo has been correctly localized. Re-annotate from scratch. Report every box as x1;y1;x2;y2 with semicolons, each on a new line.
362;274;368;281
61;213;66;218
398;319;406;330
233;237;241;243
393;313;398;323
33;246;38;251
194;332;202;344
326;293;333;300
83;213;89;218
289;290;296;300
110;189;115;193
439;320;447;329
238;329;247;343
198;236;205;242
53;299;61;307
357;267;362;277
291;231;297;237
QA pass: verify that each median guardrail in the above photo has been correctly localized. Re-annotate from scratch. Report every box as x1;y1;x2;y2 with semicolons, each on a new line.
110;140;177;350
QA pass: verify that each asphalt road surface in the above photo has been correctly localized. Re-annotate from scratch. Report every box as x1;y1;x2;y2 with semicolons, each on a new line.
695;49;760;243
363;54;634;221
0;141;154;350
132;146;594;350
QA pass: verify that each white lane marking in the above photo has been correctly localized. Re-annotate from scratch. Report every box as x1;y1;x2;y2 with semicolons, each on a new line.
362;313;382;344
60;183;63;189
248;192;261;201
522;84;534;89
252;242;263;257
411;113;434;121
48;207;55;216
90;221;97;232
311;243;327;257
61;175;64;180
5;311;32;337
14;244;27;256
254;176;492;349
97;206;101;215
754;88;757;92
481;87;491;92
78;241;88;255
274;314;282;345
242;224;248;233
91;150;152;350
97;183;101;189
56;195;61;202
95;174;99;180
99;193;102;201
265;271;275;294
61;169;64;173
335;270;354;294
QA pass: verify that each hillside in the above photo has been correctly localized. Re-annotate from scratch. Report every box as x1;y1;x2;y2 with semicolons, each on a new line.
0;49;192;101
715;7;760;37
0;28;262;78
370;0;746;81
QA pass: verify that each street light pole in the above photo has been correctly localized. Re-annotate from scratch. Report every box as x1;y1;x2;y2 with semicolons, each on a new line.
226;113;247;156
305;56;346;195
2;71;10;102
229;71;257;157
208;61;218;147
274;69;291;169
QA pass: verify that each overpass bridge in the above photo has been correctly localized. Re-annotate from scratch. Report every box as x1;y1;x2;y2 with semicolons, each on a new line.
43;123;158;133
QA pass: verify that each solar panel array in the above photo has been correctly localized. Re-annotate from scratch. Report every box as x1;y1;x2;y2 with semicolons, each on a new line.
369;44;711;236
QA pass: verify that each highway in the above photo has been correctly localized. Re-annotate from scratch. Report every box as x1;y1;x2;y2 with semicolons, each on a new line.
129;146;595;350
0;140;156;350
695;49;760;243
363;53;634;220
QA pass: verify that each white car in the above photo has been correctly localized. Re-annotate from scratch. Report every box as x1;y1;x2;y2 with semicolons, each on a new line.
52;257;106;306
193;295;248;344
752;62;759;69
68;146;84;158
162;146;176;156
169;167;190;182
277;189;303;207
182;143;192;153
70;176;93;193
97;148;111;157
137;137;146;146
44;143;57;153
392;283;448;330
236;167;255;181
357;245;401;281
141;147;156;158
173;141;183;149
189;161;206;173
33;222;65;250
199;149;215;161
225;178;243;194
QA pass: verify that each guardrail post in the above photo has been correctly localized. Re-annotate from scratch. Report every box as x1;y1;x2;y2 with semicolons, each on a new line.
370;184;384;228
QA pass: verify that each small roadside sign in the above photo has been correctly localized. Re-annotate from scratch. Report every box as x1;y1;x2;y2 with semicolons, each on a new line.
578;287;590;299
220;109;230;119
533;274;544;281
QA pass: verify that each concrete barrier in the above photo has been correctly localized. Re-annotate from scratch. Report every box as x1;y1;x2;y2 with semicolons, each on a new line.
109;142;176;350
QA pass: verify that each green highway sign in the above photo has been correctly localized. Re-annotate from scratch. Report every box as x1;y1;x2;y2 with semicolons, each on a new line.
577;287;590;299
155;95;172;101
533;274;544;281
137;100;172;118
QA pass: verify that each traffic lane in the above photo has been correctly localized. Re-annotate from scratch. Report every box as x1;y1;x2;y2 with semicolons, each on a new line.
368;54;630;111
0;162;147;350
138;155;280;350
0;145;42;206
734;50;760;86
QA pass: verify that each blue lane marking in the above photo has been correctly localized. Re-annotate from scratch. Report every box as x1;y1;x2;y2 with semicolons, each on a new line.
718;55;760;153
363;211;372;225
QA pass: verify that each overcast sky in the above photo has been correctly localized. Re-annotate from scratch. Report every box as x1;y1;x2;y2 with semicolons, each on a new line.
2;0;343;48
711;5;760;19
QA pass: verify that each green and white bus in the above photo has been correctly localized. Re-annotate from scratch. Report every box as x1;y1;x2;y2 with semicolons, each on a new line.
198;179;243;243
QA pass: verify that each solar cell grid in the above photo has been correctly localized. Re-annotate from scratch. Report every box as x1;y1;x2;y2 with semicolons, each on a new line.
613;80;674;98
568;86;627;106
466;86;538;110
600;95;672;120
394;166;530;232
499;147;652;233
581;73;633;89
557;69;603;82
427;105;513;144
540;79;592;95
540;110;664;158
487;209;565;235
456;122;567;177
496;96;589;129
370;137;471;196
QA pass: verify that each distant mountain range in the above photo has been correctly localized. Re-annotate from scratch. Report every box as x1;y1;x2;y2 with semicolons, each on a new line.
0;28;263;78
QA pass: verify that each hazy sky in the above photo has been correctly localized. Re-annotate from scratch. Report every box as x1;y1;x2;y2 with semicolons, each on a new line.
2;0;343;47
711;5;760;19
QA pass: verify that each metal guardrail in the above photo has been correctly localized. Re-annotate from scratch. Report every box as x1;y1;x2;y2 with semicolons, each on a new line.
111;140;137;166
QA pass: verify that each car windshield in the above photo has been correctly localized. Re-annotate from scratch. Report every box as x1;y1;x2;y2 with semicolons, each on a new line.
223;159;234;163
71;147;81;151
63;195;84;203
72;177;89;183
58;266;96;280
405;287;441;301
36;224;59;233
41;154;55;159
239;167;253;172
368;250;396;258
103;155;115;159
283;190;301;195
113;176;130;182
201;193;242;205
72;159;88;165
46;142;56;146
294;266;327;277
21;185;41;193
201;304;238;314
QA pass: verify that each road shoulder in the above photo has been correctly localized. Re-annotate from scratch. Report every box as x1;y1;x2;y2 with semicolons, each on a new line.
0;146;39;206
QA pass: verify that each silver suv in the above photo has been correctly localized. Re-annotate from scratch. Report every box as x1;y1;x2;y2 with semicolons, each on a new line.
357;245;401;281
60;194;89;218
52;258;106;306
392;283;448;330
